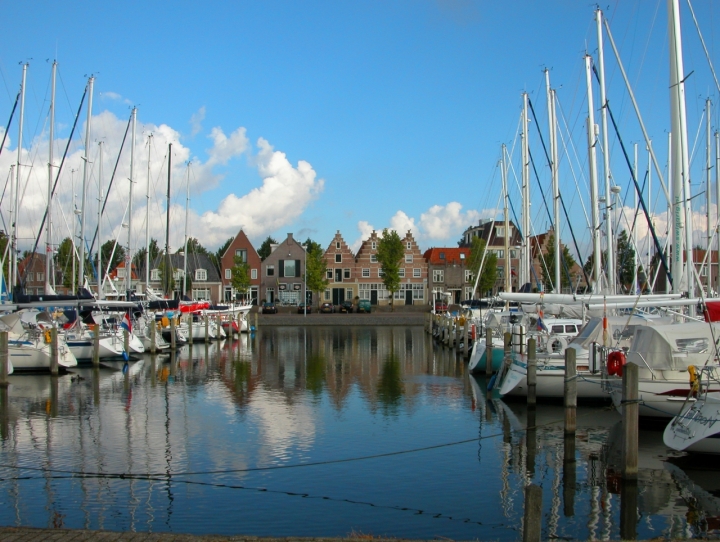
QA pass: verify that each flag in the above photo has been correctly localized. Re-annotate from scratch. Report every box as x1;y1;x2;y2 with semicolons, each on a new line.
537;315;548;332
121;312;132;333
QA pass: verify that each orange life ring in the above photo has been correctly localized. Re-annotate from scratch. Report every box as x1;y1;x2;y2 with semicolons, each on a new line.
607;350;626;377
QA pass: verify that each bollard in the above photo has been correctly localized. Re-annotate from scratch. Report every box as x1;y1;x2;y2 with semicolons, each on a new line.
563;434;576;517
50;327;59;376
170;317;177;351
0;331;7;387
150;319;157;355
622;363;639;479
564;346;576;435
485;328;493;375
527;338;537;406
522;484;542;542
463;320;469;359
93;324;100;366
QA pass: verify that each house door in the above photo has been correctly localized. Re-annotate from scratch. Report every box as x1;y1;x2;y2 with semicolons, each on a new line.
405;290;413;305
332;288;345;305
370;290;378;305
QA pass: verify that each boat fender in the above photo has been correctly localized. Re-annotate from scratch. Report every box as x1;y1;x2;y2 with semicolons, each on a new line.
487;374;496;392
607;350;626;377
549;336;568;355
44;329;52;344
689;365;700;394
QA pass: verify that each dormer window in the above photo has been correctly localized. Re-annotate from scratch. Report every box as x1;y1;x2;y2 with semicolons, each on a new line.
151;269;160;281
195;268;207;281
439;252;445;260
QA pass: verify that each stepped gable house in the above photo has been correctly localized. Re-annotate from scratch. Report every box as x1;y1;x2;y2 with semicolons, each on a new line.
220;229;261;304
260;233;307;304
322;231;357;305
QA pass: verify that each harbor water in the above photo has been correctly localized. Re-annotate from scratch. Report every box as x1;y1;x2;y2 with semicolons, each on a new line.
0;325;717;540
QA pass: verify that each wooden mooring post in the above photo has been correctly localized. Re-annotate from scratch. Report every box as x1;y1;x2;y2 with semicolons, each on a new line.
204;314;210;342
622;362;639;479
188;315;194;344
150;320;157;355
522;483;542;542
0;331;7;387
463;320;469;358
50;327;59;376
527;338;536;406
217;313;223;340
564;346;576;435
485;328;493;375
93;324;100;365
170;317;177;351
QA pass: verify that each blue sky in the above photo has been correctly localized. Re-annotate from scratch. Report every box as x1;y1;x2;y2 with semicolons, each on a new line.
1;0;719;263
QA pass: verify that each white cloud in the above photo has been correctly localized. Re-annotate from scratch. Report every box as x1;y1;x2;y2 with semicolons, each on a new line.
206;126;248;166
190;106;206;137
100;91;131;105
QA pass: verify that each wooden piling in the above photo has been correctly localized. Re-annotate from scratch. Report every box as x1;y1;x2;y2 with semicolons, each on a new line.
563;434;576;517
50;327;59;376
188;315;193;343
622;362;639;479
526;406;536;477
620;479;638;540
217;312;223;340
485;328;493;375
150;320;157;355
170;317;177;351
463;320;469;358
527;338;536;406
92;324;100;365
205;314;210;342
0;331;7;387
522;483;542;542
564;347;576;435
124;328;130;357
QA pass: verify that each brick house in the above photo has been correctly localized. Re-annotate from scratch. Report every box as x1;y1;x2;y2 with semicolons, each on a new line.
528;227;588;293
148;252;223;302
322;231;357;305
17;252;71;296
461;218;523;295
423;247;472;304
220;229;261;304
260;233;307;305
355;229;427;306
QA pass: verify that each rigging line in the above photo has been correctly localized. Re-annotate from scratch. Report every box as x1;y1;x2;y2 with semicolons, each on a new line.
20;85;87;289
594;63;674;289
686;0;720;95
88;111;132;257
0;92;19;163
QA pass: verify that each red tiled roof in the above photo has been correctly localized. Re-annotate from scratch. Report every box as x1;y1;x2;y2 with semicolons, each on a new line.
423;247;470;265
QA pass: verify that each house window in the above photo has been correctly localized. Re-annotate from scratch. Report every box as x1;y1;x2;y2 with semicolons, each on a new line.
496;226;505;238
371;241;376;250
439;252;445;260
151;269;160;281
117;268;126;279
370;254;378;263
433;269;444;282
465;270;473;282
497;266;504;278
346;288;352;300
195;268;207;281
284;260;297;277
406;242;411;249
336;242;341;249
267;265;275;277
335;254;342;263
399;268;405;278
362;268;370;278
174;269;184;281
324;290;331;300
235;249;247;263
26;272;33;282
37;272;44;282
327;269;333;279
413;268;421;278
344;268;351;279
495;250;505;258
251;269;257;280
378;268;384;277
225;269;231;279
405;254;413;263
510;249;518;258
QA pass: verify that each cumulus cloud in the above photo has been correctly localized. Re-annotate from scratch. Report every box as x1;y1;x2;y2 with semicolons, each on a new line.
190;106;206;137
101;91;131;105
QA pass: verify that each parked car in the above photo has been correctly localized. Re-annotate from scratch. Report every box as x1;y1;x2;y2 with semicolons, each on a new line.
434;300;448;313
262;302;278;314
297;302;312;314
356;299;371;313
319;302;335;313
339;300;354;313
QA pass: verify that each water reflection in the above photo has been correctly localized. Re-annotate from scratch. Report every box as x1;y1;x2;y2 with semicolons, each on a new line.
1;327;720;539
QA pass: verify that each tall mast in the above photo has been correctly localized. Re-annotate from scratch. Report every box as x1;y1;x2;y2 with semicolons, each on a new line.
183;162;190;299
596;9;615;294
97;141;103;299
716;130;720;296
12;63;27;298
521;93;530;291
127;106;136;296
45;61;56;295
585;54;602;292
501;144;510;301
145;134;152;290
78;76;94;292
706;99;712;294
165;143;172;297
633;144;639;293
668;0;692;303
546;70;561;292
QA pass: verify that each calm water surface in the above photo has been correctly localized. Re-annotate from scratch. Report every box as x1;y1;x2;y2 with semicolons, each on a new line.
0;326;717;540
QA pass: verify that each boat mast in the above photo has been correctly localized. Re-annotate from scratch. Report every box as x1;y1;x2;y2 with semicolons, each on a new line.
545;70;561;293
183;162;190;299
78;76;94;293
45;61;56;295
165;143;172;297
97;141;103;299
127;106;136;297
501;144;510;303
716;131;720;296
668;0;693;305
584;54;602;292
12;63;27;298
145;134;152;291
521;93;530;291
706;99;711;295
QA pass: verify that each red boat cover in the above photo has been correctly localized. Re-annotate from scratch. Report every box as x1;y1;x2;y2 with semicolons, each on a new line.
704;300;720;322
179;301;210;313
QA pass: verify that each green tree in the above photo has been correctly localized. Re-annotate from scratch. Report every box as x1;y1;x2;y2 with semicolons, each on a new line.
158;256;176;296
230;255;251;298
467;237;498;297
55;237;76;289
258;236;277;261
539;235;577;292
305;242;329;308
132;238;160;270
100;240;125;279
216;236;234;265
376;229;404;311
616;230;637;293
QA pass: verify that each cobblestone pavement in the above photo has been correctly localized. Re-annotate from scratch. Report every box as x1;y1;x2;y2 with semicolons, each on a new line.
0;527;433;541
